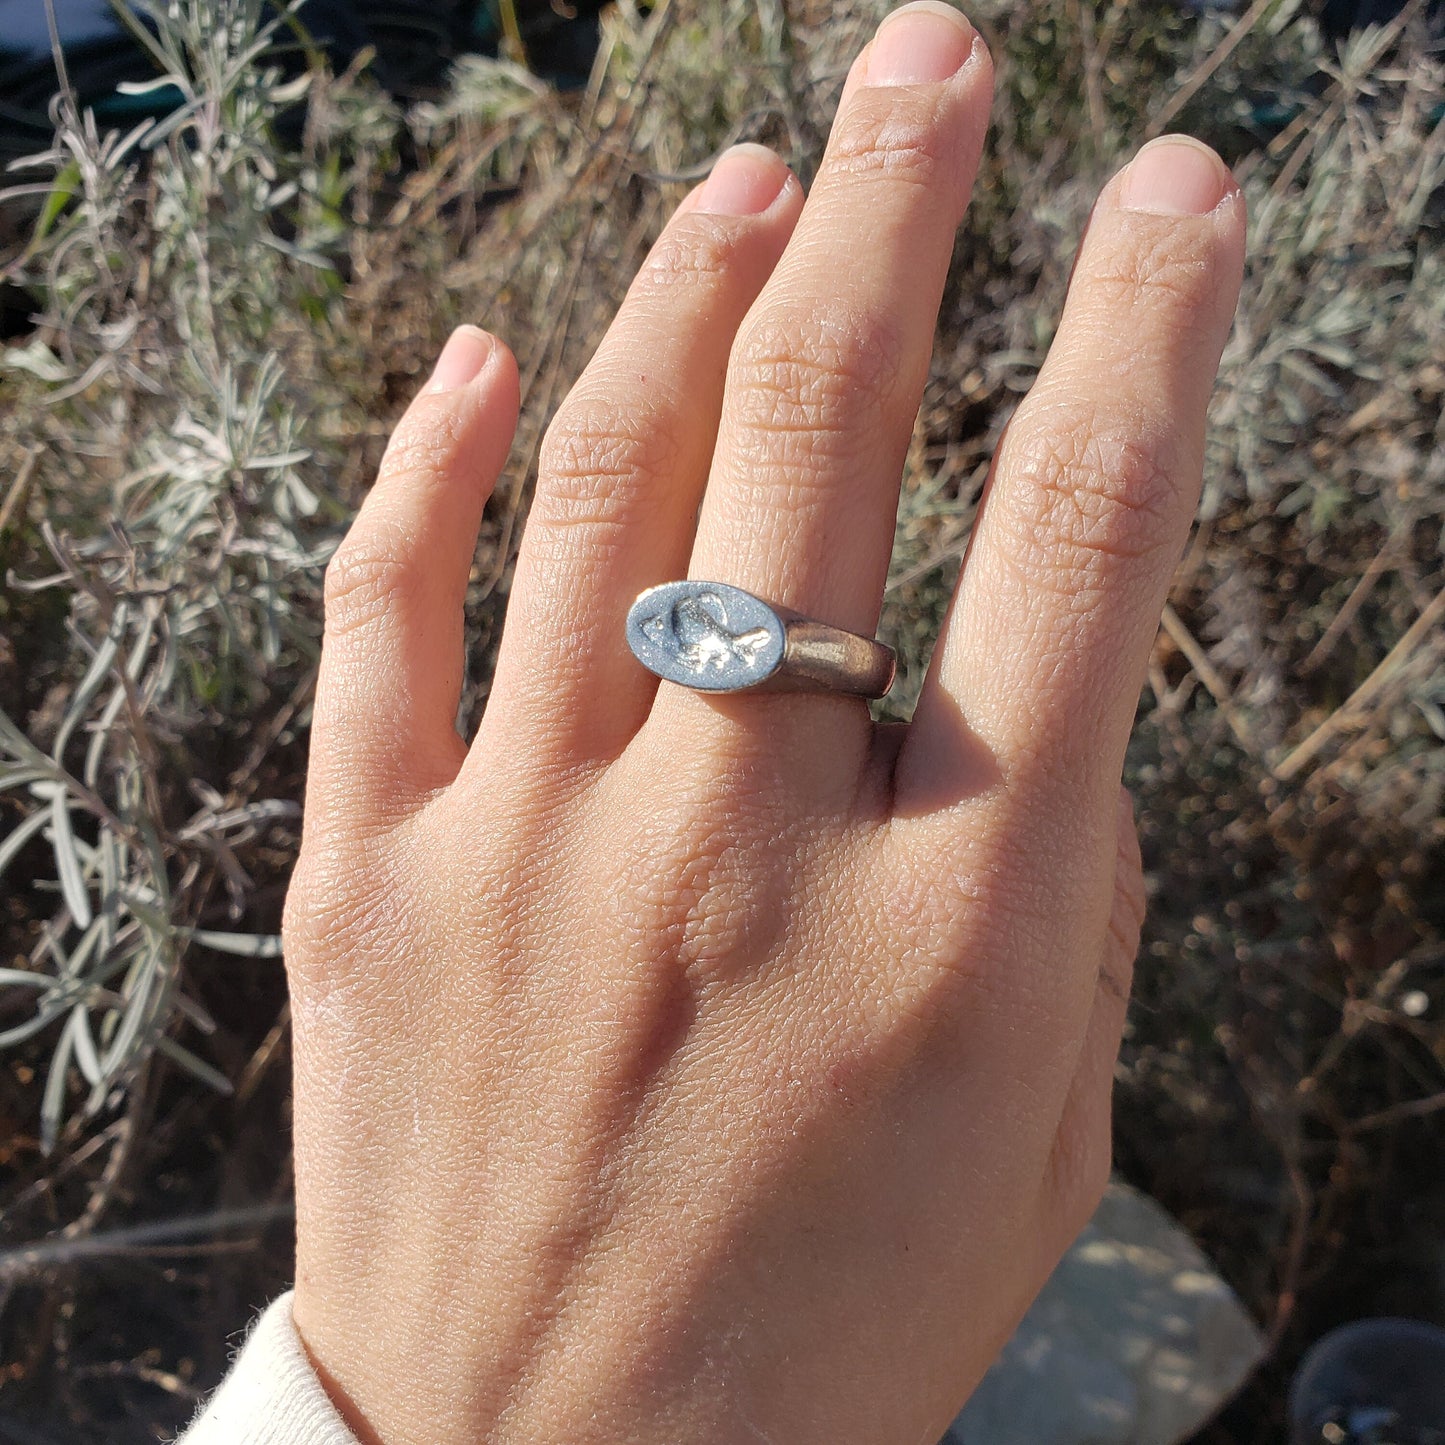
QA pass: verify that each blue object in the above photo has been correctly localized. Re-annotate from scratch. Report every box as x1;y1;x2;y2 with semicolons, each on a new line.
1288;1318;1445;1444
0;0;117;56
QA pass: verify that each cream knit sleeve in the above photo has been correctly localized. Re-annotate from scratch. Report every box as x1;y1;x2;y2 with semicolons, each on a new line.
176;1293;358;1445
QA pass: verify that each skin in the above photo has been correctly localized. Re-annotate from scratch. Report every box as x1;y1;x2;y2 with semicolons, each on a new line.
281;4;1247;1444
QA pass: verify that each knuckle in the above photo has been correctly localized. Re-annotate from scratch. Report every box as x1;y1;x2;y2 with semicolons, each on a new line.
378;399;473;487
733;307;903;423
1088;229;1220;321
282;841;416;1007
280;857;327;964
639;214;751;296
824;97;958;200
534;394;683;546
997;413;1185;586
322;524;412;637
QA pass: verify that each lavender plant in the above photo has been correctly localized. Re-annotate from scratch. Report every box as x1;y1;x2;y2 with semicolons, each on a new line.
0;0;392;1151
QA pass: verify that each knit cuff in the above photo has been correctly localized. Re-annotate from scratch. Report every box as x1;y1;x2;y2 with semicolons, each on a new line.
176;1292;358;1445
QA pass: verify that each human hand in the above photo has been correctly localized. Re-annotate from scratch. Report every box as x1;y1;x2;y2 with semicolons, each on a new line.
281;4;1246;1443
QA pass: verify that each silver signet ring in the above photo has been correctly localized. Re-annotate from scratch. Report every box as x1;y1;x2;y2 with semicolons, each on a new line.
626;581;896;699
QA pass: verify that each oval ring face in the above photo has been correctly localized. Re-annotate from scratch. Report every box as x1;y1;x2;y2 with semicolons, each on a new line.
626;581;786;692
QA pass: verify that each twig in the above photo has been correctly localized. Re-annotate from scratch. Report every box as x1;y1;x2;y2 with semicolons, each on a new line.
1266;2;1418;203
1348;1089;1445;1134
233;1001;290;1107
1275;580;1445;782
0;448;40;536
1069;0;1112;158
1158;603;1257;755
633;106;791;183
226;664;316;797
1270;94;1343;202
67;1076;145;1237
0;1119;125;1228
496;0;529;69
1300;534;1400;676
1148;0;1276;138
0;1201;294;1279
67;1359;202;1402
1264;1150;1315;1354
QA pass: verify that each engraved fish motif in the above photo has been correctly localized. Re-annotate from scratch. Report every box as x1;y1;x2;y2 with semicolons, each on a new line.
642;591;773;675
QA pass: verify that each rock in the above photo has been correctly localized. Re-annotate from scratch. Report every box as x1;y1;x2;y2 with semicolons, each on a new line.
943;1181;1264;1445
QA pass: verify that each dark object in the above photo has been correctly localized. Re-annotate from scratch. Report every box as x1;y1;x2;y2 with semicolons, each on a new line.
1288;1318;1445;1444
1180;0;1444;41
0;1;605;162
0;1;607;336
1320;0;1443;39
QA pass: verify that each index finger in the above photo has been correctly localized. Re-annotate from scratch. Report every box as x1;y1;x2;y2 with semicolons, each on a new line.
900;136;1246;815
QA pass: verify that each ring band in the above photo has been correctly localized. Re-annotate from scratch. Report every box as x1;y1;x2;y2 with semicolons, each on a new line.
626;580;896;699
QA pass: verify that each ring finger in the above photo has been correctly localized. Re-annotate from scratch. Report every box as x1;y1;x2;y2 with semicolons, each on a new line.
475;146;804;774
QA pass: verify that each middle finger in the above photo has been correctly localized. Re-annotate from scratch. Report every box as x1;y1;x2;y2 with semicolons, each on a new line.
673;3;992;745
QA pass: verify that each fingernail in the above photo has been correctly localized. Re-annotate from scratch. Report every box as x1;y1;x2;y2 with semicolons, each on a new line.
427;326;494;393
866;1;975;86
694;143;792;216
1120;136;1230;216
